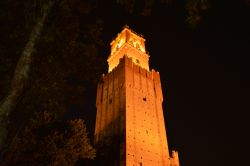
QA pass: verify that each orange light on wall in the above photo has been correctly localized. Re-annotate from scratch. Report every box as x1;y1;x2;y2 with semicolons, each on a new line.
95;26;180;166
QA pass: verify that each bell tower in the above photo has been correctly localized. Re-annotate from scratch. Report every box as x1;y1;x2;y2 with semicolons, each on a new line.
108;26;149;72
94;26;180;166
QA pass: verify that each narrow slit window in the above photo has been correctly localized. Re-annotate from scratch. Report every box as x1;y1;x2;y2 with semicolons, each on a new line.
109;98;112;104
136;59;140;64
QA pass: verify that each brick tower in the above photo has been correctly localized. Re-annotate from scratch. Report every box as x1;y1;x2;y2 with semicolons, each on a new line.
94;26;180;166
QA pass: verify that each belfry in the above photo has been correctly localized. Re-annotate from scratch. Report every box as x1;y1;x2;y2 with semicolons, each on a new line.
94;26;180;166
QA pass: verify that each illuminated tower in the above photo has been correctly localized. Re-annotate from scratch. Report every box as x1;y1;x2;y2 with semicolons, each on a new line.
94;26;180;166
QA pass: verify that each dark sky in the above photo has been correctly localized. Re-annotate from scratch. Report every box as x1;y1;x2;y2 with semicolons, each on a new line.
80;1;250;165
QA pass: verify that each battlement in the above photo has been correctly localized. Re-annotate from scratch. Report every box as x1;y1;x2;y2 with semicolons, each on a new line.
170;150;180;166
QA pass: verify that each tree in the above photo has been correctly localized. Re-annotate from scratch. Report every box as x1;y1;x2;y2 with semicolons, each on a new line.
0;0;55;150
3;111;95;166
0;0;104;152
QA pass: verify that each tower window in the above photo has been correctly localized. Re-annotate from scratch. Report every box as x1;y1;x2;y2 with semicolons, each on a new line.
140;162;142;166
143;97;146;101
136;59;140;64
136;43;140;49
109;98;112;104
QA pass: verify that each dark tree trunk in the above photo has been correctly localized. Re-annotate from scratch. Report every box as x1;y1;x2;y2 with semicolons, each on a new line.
0;0;55;151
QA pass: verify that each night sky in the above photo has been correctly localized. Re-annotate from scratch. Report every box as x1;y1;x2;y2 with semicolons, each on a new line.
79;1;250;166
